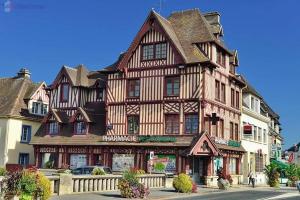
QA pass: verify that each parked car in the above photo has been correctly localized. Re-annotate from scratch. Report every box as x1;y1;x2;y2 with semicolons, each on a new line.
71;166;112;175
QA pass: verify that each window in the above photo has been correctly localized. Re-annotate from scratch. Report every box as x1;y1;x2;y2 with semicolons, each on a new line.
74;121;88;135
165;115;179;134
235;123;239;141
21;125;31;143
255;153;264;172
250;96;254;110
155;43;167;59
216;48;226;67
258;127;262;142
48;122;59;135
97;88;104;100
60;83;69;102
229;158;237;174
19;153;29;166
165;76;180;96
221;83;226;103
42;104;48;115
185;114;198;134
219;119;224;138
127;79;140;98
32;102;40;114
235;91;240;108
230;122;234;140
231;89;235;107
211;121;218;137
253;126;257;141
263;129;267;143
142;43;167;60
127;115;139;134
204;117;211;135
142;44;154;60
215;80;220;101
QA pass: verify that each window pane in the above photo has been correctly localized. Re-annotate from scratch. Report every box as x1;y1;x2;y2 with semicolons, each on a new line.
155;43;167;59
128;80;140;97
165;115;179;134
128;116;139;134
142;45;154;60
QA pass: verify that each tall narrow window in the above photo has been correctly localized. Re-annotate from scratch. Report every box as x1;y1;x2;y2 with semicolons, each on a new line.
127;115;139;134
215;80;220;101
221;83;226;103
97;87;104;100
258;127;262;142
21;125;31;143
235;123;239;141
231;89;235;107
165;115;179;134
236;91;240;109
230;122;234;140
219;119;224;138
155;43;167;59
165;76;180;96
127;79;140;98
251;96;255;110
60;83;69;102
204;117;211;135
74;121;88;135
253;126;257;141
185;114;198;134
32;102;40;114
48;122;59;135
19;153;29;167
263;129;267;143
142;44;154;60
211;121;218;137
42;104;48;115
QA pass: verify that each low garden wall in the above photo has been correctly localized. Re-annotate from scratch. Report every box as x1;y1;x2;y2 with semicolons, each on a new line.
47;174;166;195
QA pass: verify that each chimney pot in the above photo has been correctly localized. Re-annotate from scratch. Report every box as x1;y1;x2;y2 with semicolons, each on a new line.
17;68;31;79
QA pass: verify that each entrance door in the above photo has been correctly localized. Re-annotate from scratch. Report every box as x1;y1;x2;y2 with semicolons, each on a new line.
192;157;208;184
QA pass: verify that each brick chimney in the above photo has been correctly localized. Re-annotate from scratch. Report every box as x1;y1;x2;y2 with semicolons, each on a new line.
17;68;31;79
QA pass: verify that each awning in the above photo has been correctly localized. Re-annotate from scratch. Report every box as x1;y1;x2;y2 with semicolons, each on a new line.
271;159;289;169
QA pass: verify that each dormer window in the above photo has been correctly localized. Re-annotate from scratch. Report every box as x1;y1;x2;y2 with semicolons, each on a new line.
31;101;48;116
60;83;69;102
74;121;88;135
216;47;226;67
96;87;104;100
48;121;59;135
142;43;167;61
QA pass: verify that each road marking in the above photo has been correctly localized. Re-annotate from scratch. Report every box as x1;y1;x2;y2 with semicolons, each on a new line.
257;192;300;200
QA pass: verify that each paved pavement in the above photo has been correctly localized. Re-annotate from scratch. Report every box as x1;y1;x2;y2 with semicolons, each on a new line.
50;186;300;200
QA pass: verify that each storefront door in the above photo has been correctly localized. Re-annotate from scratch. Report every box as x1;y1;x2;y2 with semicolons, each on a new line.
192;156;208;184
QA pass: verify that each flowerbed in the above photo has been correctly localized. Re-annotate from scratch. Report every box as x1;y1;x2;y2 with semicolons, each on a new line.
117;169;149;199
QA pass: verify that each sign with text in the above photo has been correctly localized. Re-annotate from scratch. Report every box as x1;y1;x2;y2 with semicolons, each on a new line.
213;137;241;147
102;135;137;142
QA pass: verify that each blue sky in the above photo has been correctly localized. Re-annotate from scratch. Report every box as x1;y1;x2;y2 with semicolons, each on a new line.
0;0;299;148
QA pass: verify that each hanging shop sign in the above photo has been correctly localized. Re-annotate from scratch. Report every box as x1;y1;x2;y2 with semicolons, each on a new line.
138;136;176;143
213;137;241;147
243;124;252;135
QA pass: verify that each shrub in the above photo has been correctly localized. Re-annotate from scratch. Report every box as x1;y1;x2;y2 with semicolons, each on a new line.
36;172;51;200
0;167;6;176
129;167;146;175
173;173;193;193
3;171;22;196
20;170;37;197
92;167;106;175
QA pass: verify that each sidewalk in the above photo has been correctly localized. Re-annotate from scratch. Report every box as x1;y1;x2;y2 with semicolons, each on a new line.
50;185;299;200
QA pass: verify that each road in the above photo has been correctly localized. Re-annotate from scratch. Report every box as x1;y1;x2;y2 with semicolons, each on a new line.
51;187;300;200
180;190;300;200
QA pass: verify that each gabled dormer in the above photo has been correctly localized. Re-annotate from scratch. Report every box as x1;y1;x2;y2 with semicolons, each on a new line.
69;107;94;135
42;109;69;135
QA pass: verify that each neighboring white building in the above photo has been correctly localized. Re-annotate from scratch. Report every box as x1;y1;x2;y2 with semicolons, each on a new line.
0;68;49;167
240;77;270;185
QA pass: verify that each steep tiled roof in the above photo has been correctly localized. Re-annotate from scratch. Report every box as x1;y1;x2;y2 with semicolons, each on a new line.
0;76;44;119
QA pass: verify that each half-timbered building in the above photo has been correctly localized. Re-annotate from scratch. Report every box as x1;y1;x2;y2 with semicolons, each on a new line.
31;65;107;169
99;9;246;186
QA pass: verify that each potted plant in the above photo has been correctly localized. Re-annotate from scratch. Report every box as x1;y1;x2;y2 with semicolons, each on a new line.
264;163;280;187
216;168;229;190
